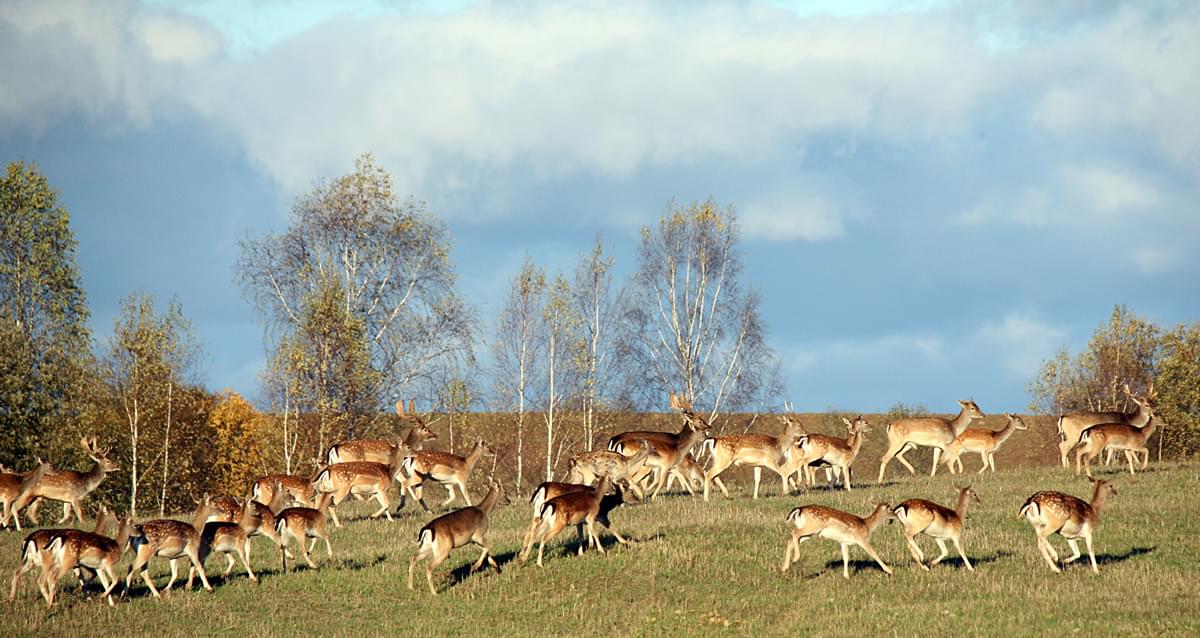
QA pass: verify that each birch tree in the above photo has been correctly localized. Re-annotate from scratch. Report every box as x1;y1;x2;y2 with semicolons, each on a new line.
492;257;545;493
572;236;623;450
540;275;582;480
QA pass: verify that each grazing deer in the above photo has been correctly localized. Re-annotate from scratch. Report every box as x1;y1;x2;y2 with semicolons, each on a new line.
566;442;656;500
400;440;493;510
10;506;116;603
878;400;985;482
325;400;437;465
1018;478;1117;573
408;480;508;594
1;459;52;530
311;443;414;527
780;503;893;578
702;414;804;500
251;473;317;509
941;413;1028;474
15;437;120;525
1075;418;1157;478
892;486;980;571
186;500;258;588
276;492;334;572
788;416;871;491
42;515;133;608
1056;384;1154;469
123;495;216;597
519;475;617;567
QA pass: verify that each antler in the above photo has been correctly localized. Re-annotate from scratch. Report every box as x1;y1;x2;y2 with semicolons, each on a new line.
396;398;418;420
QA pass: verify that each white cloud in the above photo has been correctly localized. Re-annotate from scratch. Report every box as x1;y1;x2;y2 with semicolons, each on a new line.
133;13;221;63
742;192;846;242
972;311;1066;380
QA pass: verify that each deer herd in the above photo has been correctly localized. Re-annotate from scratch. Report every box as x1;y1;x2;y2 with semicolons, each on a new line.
0;386;1163;607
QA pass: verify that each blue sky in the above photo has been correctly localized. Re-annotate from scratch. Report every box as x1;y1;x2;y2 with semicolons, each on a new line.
2;0;1197;412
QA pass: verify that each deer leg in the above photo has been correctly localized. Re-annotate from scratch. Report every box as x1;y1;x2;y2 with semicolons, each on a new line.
904;534;928;570
931;538;950;566
223;553;236;577
840;543;852;579
1124;450;1136;475
370;490;392;520
425;549;448;595
930;447;944;477
895;443;918;475
953;535;973;571
55;501;72;525
188;548;213;592
1036;531;1061;573
1064;538;1082;564
241;543;257;582
407;547;430;590
752;467;763;499
1058;438;1074;469
162;558;180;592
1084;533;1098;574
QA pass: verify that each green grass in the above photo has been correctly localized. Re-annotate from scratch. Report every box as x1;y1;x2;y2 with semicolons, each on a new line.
3;462;1199;637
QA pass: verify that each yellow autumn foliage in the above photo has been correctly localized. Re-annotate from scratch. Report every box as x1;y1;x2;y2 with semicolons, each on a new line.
209;390;270;496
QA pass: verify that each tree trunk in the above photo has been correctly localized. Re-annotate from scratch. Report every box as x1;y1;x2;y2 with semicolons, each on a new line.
159;381;172;517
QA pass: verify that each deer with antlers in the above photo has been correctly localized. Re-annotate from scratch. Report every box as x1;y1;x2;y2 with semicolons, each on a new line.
787;416;871;491
123;495;216;598
781;502;893;579
877;400;985;482
311;442;414;527
892;485;980;571
408;480;508;594
15;437;120;525
399;440;494;511
941;413;1028;474
325;400;437;465
41;514;133;607
1075;417;1158;478
10;506;116;603
701;413;804;500
1018;478;1117;573
1057;384;1155;469
1;459;51;530
609;393;711;498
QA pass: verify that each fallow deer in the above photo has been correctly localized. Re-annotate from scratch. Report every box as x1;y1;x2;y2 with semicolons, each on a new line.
1075;418;1157;478
892;486;979;571
1018;478;1117;573
15;437;120;525
408;480;508;594
311;443;414;527
941;413;1028;474
611;393;711;498
206;495;243;523
0;458;51;530
1056;384;1154;469
702;414;804;500
276;492;334;571
878;400;985;482
400;440;493;510
186;499;258;587
123;495;216;597
324;399;437;465
9;506;116;602
787;416;871;491
780;503;893;579
251;473;317;509
519;475;616;567
566;442;655;500
42;515;133;607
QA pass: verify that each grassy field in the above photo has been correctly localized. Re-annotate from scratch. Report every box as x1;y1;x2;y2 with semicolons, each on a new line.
3;456;1198;636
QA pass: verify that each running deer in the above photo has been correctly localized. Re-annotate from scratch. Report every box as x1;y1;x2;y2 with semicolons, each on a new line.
311;443;414;527
408;480;508;594
1057;384;1154;469
251;473;316;509
400;440;493;510
788;416;871;491
1018;478;1117;573
42;515;133;607
941;413;1028;474
1075;417;1158;478
9;506;116;602
702;414;804;500
241;481;289;557
610;393;711;498
877;400;985;482
892;486;980;571
123;495;216;597
519;475;616;567
276;492;334;572
1;459;51;530
15;437;120;525
206;495;243;523
324;399;437;464
566;442;655;500
186;499;258;588
521;479;636;553
780;502;893;578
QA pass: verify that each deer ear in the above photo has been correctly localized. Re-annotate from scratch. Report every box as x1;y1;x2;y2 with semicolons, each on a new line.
842;417;852;427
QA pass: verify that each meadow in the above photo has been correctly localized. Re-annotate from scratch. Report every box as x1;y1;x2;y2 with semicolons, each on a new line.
2;424;1198;637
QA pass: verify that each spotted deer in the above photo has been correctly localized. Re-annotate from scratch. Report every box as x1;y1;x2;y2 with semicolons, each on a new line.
1;459;51;530
701;414;804;500
400;440;493;510
1018;478;1117;573
251;473;316;509
878;400;985;482
519;475;617;567
276;492;334;572
780;503;893;578
892;486;980;571
1075;418;1157;478
123;495;216;597
610;393;711;498
408;480;508;594
42;515;133;607
311;443;414;526
566;442;655;500
324;400;437;465
15;437;120;525
941;413;1028;474
1056;384;1154;469
9;506;116;603
788;416;871;491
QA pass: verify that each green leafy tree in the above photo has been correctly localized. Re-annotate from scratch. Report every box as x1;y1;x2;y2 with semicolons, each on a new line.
1156;323;1200;457
0;161;95;467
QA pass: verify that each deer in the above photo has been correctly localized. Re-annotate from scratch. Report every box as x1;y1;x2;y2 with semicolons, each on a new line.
1075;417;1158;478
123;495;216;598
787;416;871;491
780;502;893;579
240;481;289;558
877;400;985;483
186;499;258;588
891;485;980;571
408;479;508;594
566;442;656;500
702;413;804;500
399;440;493;510
522;478;637;551
519;474;618;567
276;492;334;572
1;458;52;530
1056;383;1155;469
10;505;116;603
206;495;243;523
610;393;711;498
41;515;133;608
325;399;437;465
1018;478;1117;573
941;413;1028;474
14;436;120;525
251;472;317;509
311;443;414;527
